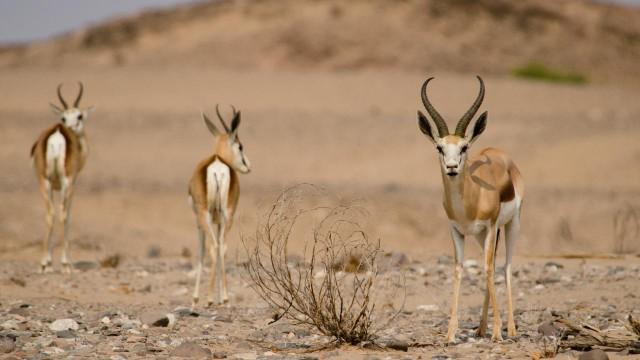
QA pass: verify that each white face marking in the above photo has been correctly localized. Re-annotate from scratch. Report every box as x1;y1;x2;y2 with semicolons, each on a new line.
60;108;85;134
436;136;469;177
231;141;251;174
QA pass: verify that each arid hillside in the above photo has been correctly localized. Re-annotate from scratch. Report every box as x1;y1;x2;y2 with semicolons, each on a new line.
1;0;639;83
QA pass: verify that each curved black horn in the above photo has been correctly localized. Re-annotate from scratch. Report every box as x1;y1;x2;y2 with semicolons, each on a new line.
215;104;230;133
455;76;485;137
421;77;449;137
73;82;83;108
57;84;68;109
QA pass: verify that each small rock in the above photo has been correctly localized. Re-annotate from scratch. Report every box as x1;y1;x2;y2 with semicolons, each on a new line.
417;304;439;312
578;349;609;360
463;259;478;268
437;256;453;265
235;353;257;360
214;315;232;323
378;252;409;271
538;321;555;336
171;341;211;358
213;351;227;359
1;320;20;331
140;311;171;327
9;278;25;287
384;339;409;352
49;319;79;332
74;261;99;272
532;284;545;291
147;245;162;258
0;336;16;353
56;330;76;338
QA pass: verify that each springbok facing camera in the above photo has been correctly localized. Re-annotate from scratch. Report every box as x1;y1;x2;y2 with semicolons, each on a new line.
188;105;251;308
31;83;94;273
416;77;525;343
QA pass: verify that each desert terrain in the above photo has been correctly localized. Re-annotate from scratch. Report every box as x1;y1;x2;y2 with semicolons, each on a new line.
1;0;640;359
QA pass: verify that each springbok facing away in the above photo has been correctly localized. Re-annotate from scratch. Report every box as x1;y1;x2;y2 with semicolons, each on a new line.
31;83;94;273
188;105;251;308
416;76;525;343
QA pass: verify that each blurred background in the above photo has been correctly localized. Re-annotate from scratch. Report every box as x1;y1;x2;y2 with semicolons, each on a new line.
0;0;639;263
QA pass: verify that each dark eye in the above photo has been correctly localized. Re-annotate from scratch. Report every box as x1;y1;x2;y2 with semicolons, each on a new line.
461;145;468;153
78;114;83;120
238;144;243;151
436;146;443;154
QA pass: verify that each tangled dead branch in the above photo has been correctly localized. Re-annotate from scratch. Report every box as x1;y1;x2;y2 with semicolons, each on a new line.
552;315;640;353
243;185;405;345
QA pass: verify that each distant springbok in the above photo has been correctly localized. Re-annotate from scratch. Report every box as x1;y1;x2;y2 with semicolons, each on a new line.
188;105;251;308
416;76;524;342
31;83;94;273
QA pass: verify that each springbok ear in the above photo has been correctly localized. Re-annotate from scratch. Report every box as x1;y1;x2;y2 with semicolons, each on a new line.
83;106;95;119
202;112;220;136
230;111;241;139
469;111;488;144
50;103;63;116
418;111;437;144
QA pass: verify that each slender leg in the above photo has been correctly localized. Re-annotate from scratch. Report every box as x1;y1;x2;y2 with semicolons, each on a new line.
484;224;502;342
59;178;74;274
218;222;229;304
191;223;206;310
504;213;520;337
446;224;465;344
477;228;499;337
205;215;219;307
39;180;55;273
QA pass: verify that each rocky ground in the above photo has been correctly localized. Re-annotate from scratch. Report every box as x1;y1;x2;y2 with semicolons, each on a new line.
1;253;639;359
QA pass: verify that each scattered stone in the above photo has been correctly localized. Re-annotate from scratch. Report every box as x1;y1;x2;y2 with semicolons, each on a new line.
49;319;79;332
213;351;228;359
537;321;561;337
74;261;99;272
147;245;162;258
214;315;233;323
173;306;199;318
1;320;20;331
170;341;211;358
140;311;176;328
383;339;409;352
378;251;409;271
437;256;453;265
100;254;121;268
0;336;16;353
463;259;478;268
417;304;439;312
578;349;609;360
56;330;76;338
235;353;258;360
9;278;25;287
181;247;192;258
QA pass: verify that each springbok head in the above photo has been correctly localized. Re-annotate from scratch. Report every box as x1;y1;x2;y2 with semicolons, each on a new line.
202;105;251;174
417;76;487;177
49;82;94;134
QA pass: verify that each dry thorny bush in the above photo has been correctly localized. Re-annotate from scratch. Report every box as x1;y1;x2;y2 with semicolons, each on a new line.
243;185;405;345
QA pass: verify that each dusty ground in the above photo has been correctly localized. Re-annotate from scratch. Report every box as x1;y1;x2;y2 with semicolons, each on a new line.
1;66;640;359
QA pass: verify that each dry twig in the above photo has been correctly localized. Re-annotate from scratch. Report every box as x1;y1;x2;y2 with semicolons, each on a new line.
243;185;405;345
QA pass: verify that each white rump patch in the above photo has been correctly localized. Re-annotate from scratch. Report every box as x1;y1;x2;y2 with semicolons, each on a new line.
46;130;66;178
206;159;231;220
497;194;521;227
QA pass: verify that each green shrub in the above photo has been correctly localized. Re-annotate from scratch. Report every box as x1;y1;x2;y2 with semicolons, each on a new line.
513;63;587;84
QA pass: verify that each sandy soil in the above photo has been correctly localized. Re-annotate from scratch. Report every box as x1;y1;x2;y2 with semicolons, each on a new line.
0;66;639;359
